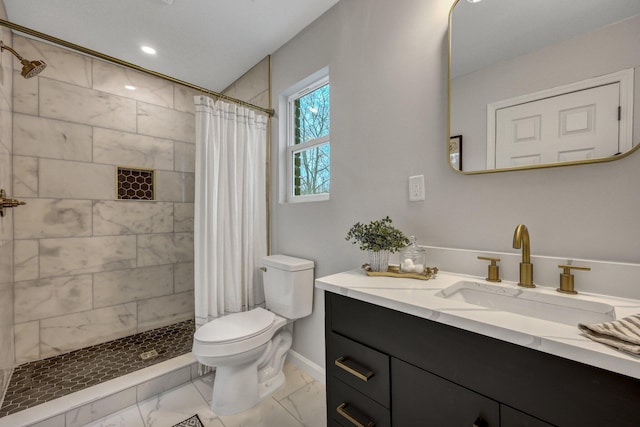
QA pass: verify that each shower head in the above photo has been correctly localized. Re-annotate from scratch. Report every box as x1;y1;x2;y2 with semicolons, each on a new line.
0;40;47;79
19;58;47;79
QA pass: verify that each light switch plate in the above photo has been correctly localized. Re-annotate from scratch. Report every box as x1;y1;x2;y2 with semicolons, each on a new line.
409;175;425;201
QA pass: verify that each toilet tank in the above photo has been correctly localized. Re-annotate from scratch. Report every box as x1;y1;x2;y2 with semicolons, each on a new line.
261;255;314;319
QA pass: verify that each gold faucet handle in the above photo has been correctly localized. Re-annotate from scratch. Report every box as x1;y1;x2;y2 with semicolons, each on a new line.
0;188;26;217
478;256;501;282
478;256;500;263
558;264;591;273
557;264;591;295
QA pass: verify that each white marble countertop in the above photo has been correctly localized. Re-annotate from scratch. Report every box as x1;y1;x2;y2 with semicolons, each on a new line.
316;269;640;380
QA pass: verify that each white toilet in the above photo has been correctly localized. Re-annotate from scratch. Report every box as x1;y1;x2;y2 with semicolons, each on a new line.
192;254;314;415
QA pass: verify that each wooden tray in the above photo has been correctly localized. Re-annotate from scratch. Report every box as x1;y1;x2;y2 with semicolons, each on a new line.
363;264;436;281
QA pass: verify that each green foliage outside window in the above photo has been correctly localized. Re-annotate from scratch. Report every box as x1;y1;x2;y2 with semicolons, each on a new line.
293;83;330;196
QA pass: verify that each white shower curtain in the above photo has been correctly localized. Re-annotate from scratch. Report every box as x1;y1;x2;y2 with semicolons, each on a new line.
194;96;268;327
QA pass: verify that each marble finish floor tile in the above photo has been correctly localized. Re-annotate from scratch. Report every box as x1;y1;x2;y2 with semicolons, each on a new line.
79;361;325;427
272;362;315;401
137;382;223;427
178;363;323;427
176;364;324;427
217;397;304;427
81;404;145;427
278;381;327;427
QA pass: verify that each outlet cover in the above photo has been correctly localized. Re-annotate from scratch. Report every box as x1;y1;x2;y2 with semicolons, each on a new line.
409;175;425;201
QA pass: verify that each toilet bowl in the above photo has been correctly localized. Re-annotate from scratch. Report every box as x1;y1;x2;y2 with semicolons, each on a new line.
192;254;314;416
193;308;291;415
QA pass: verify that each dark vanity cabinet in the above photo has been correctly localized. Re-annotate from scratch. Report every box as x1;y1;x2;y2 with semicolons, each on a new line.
324;292;640;427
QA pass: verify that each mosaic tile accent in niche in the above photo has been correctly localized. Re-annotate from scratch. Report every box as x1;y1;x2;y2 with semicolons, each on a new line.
0;319;194;417
117;166;155;200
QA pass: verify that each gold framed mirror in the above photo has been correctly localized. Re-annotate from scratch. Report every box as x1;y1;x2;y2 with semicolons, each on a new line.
448;0;640;174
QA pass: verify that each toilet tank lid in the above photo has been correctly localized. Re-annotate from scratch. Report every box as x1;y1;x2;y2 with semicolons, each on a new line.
262;254;314;271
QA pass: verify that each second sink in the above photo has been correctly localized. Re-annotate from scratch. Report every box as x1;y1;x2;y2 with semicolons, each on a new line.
435;281;616;326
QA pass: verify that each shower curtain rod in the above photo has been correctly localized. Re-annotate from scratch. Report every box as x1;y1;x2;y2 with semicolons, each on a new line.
0;19;275;117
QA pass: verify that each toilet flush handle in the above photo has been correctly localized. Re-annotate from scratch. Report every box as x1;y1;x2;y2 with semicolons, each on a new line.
259;267;267;272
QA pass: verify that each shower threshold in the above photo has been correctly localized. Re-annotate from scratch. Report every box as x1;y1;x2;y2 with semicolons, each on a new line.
0;319;195;419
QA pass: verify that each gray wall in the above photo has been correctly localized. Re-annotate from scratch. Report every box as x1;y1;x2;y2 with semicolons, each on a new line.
223;56;270;111
270;0;640;369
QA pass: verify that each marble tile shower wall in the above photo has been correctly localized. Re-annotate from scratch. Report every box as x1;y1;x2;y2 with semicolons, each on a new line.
0;16;14;398
10;35;198;365
222;56;270;110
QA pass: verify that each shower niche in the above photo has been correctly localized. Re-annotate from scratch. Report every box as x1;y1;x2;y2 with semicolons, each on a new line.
117;167;156;200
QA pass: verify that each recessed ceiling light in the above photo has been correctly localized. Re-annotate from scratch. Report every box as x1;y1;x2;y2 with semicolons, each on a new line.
141;46;157;55
124;85;136;91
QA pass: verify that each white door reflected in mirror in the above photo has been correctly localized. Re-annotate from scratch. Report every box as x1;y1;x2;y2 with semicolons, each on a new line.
494;83;621;169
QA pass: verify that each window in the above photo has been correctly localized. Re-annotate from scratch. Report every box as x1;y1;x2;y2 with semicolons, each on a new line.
286;76;330;202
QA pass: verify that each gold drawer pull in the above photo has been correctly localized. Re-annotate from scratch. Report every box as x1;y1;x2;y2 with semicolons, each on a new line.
336;402;375;427
335;356;374;381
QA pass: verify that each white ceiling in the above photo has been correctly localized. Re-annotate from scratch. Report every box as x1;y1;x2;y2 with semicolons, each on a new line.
3;0;339;92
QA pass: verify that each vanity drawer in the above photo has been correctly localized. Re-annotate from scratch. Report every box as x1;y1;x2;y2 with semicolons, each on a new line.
392;357;500;427
327;331;390;408
329;376;391;427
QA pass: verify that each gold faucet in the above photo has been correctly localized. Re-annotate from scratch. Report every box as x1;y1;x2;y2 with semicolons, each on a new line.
512;224;535;288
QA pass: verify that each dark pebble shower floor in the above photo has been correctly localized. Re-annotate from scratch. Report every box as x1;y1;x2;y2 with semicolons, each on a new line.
0;319;194;417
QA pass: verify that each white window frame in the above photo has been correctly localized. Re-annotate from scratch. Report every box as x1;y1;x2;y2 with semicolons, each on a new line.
285;75;330;203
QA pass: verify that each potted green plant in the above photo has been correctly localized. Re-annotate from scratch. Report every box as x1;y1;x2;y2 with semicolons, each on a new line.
345;216;410;272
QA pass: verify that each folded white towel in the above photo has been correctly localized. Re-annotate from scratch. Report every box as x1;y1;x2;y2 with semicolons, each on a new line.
578;314;640;356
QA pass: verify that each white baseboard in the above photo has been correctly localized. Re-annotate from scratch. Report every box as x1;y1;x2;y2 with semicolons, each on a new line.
286;350;325;384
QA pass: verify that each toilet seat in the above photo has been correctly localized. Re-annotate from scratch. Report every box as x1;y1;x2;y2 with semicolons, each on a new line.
193;308;286;358
195;308;275;344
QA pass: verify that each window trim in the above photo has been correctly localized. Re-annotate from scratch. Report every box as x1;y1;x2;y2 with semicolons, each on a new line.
287;138;330;203
285;75;330;203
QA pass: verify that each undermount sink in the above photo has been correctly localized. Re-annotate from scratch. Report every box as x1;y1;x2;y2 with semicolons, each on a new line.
435;281;616;326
